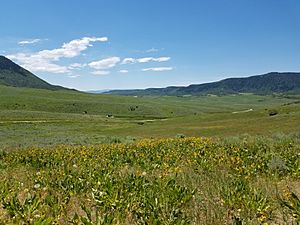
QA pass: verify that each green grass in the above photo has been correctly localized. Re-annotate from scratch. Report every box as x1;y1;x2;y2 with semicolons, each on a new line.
0;85;300;148
0;137;299;224
0;86;300;224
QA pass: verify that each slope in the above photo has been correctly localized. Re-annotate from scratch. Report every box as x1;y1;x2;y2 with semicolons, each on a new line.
106;72;300;96
0;56;66;90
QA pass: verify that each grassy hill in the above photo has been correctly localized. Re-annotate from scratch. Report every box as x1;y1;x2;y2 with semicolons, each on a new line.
0;56;67;90
106;72;300;96
0;84;299;148
0;57;299;147
0;73;299;224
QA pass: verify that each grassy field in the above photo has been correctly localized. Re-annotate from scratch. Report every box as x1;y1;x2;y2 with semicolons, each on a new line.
0;85;300;224
0;85;300;148
0;137;299;224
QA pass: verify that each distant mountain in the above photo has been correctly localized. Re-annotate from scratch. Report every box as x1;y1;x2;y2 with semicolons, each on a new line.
106;72;300;96
0;56;67;90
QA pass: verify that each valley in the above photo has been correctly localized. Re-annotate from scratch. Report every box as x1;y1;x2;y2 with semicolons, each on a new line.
0;84;299;148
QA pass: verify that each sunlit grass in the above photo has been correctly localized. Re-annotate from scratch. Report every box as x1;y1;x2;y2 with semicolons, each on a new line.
0;137;299;224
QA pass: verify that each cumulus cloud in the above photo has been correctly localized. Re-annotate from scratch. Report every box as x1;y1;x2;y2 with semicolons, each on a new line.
91;70;111;75
18;39;42;45
8;53;69;73
8;36;108;73
121;57;170;64
88;57;120;70
37;37;108;61
142;67;173;72
119;70;129;73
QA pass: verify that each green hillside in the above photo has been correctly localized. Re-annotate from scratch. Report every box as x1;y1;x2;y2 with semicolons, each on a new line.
1;74;300;225
0;56;67;90
0;84;299;148
106;72;300;96
0;58;299;147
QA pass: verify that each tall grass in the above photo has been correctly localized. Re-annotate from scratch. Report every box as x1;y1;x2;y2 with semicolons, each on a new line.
0;137;299;224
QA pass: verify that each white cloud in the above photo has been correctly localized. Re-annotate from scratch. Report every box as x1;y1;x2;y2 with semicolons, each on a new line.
138;57;170;63
38;37;108;61
121;57;170;64
88;57;120;70
121;58;136;64
8;53;69;73
68;63;87;70
91;70;111;75
142;67;173;72
18;39;42;45
119;70;129;73
8;36;108;73
146;48;159;53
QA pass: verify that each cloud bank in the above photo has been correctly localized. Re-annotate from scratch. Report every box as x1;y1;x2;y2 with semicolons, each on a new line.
8;36;173;77
8;37;108;73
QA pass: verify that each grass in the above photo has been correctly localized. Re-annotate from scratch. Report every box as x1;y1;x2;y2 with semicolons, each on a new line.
0;85;300;148
0;85;300;224
0;137;299;224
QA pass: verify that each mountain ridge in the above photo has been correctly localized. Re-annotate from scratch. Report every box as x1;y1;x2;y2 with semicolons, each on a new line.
1;55;299;95
105;72;300;96
0;55;68;91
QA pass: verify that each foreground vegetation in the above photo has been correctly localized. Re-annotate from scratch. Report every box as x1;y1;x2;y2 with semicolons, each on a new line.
0;137;299;224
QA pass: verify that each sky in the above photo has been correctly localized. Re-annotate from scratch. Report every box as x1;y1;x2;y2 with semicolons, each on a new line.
1;0;300;91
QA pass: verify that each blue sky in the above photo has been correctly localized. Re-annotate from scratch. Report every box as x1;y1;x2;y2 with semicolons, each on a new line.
1;0;300;91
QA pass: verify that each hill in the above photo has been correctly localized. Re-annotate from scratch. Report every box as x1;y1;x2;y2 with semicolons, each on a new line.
106;72;300;96
0;84;299;147
0;55;67;90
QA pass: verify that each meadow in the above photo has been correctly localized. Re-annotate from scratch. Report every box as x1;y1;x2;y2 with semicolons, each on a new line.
0;85;300;224
0;137;299;224
0;85;300;148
